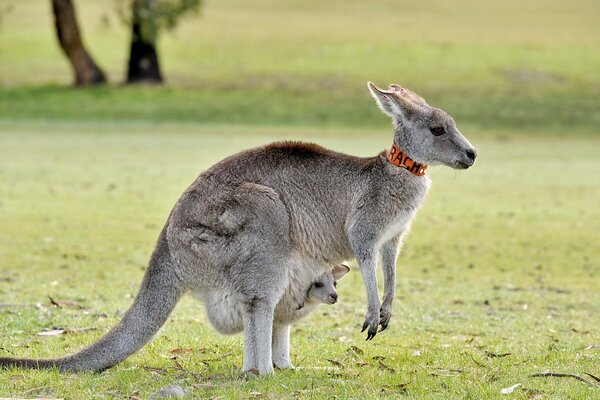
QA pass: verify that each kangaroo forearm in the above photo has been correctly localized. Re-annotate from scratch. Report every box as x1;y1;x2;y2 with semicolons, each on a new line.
380;236;401;304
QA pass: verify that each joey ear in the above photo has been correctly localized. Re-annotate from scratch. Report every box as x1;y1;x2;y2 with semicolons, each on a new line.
367;81;414;120
332;264;350;280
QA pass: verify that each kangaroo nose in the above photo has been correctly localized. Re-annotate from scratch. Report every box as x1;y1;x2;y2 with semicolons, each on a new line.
466;149;477;161
330;293;338;302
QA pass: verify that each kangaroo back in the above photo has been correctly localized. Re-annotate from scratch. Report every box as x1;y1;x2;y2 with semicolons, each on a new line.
0;227;184;372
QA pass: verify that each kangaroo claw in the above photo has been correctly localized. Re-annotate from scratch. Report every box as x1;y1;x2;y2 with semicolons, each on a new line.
362;318;379;340
379;305;392;332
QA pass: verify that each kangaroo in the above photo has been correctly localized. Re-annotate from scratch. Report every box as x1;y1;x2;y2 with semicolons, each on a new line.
0;82;476;375
197;263;350;368
271;264;349;369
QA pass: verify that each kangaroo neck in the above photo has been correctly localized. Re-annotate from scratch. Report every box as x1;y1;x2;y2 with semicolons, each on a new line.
386;143;428;176
388;120;428;176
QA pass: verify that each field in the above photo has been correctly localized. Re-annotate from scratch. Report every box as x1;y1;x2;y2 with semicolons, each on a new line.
1;0;600;134
0;0;599;399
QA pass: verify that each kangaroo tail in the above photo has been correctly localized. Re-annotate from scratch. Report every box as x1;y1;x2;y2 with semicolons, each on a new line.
0;227;185;372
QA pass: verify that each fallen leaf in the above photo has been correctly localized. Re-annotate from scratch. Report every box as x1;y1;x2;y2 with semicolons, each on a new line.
171;359;184;370
200;353;234;363
377;360;396;373
37;329;65;336
485;351;512;358
585;372;600;383
66;327;96;334
571;328;590;334
381;382;411;394
467;353;490;369
347;345;364;355
169;348;195;354
326;359;344;368
393;382;410;389
48;296;86;310
531;372;600;386
37;327;97;336
128;389;142;400
500;383;521;394
433;367;465;375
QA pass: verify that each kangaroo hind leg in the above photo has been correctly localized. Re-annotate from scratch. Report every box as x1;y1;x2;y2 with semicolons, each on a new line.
232;181;291;375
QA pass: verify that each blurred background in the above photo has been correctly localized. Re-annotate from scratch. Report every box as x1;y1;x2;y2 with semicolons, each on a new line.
0;0;598;133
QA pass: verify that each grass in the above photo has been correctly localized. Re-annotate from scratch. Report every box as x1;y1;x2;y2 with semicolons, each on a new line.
0;0;599;134
0;0;599;398
0;125;599;399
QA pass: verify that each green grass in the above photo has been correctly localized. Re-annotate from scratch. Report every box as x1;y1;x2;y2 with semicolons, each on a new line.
1;0;599;134
0;125;599;399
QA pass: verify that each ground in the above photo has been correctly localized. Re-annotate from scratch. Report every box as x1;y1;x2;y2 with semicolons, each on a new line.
1;126;598;399
0;0;599;399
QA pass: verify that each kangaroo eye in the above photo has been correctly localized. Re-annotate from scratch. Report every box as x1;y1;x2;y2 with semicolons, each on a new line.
430;126;445;136
314;282;324;288
333;281;337;287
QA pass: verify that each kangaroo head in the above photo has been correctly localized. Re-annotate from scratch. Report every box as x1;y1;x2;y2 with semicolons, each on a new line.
306;264;350;305
368;82;477;169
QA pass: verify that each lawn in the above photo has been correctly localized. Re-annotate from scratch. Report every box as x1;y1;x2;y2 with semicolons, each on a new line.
0;0;599;134
0;0;599;398
0;125;599;399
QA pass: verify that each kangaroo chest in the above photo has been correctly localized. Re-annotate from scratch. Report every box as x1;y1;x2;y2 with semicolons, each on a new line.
377;173;431;245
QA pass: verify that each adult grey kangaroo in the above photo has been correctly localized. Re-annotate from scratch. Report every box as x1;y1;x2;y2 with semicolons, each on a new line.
0;82;476;375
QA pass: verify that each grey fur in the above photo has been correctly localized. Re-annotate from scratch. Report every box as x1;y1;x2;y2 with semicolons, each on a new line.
272;263;349;369
0;82;475;375
193;263;349;369
196;263;348;335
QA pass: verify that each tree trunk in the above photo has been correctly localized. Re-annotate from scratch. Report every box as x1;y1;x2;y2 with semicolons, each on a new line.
126;0;163;84
51;0;106;85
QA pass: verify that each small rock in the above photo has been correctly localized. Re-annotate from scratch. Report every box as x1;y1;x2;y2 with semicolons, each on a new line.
149;385;186;399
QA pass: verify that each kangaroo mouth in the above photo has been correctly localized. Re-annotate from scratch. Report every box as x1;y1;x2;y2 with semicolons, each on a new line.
451;158;476;169
453;161;471;170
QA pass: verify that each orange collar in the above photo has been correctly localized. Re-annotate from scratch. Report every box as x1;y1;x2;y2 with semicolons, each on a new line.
386;143;428;176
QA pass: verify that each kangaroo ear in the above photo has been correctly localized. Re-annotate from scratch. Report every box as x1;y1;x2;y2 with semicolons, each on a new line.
332;264;350;280
367;81;415;120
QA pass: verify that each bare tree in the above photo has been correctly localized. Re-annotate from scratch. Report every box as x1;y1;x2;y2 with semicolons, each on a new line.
51;0;106;85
